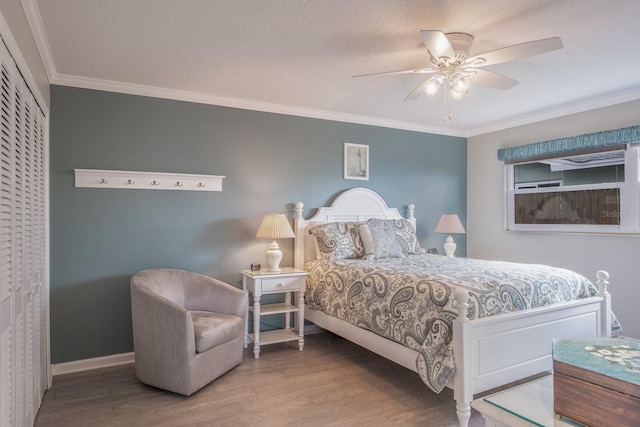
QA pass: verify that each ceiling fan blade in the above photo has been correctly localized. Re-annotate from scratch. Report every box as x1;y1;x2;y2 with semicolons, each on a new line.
420;30;455;60
466;37;563;67
352;67;437;78
469;68;518;90
404;82;428;100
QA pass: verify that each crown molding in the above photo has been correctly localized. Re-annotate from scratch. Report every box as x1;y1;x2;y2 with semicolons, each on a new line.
466;88;640;137
21;0;56;83
50;72;467;137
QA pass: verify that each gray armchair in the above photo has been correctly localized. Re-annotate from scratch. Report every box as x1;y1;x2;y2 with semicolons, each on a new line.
130;268;247;396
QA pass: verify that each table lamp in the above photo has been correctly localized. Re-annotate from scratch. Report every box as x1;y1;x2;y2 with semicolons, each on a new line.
434;214;466;257
256;213;295;271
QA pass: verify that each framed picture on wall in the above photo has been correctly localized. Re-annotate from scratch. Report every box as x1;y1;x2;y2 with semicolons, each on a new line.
344;143;369;180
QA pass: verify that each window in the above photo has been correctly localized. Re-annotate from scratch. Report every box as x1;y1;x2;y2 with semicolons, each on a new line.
506;145;640;234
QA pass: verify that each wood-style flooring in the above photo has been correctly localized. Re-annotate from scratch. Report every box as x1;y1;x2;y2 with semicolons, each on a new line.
35;332;487;426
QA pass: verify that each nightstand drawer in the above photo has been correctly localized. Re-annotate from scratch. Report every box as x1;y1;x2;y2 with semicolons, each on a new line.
260;276;301;293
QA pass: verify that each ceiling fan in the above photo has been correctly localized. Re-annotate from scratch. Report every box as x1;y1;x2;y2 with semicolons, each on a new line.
354;30;563;121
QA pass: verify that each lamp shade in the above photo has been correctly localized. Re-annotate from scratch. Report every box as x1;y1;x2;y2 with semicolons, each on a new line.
434;214;466;234
256;213;295;240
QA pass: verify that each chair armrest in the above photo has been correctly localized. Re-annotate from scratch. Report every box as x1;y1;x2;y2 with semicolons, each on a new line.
131;283;196;364
185;274;248;318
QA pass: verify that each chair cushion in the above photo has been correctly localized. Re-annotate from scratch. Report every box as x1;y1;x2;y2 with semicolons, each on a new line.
190;311;244;353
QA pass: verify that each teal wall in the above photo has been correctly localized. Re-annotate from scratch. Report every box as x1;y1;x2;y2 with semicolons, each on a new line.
50;85;467;363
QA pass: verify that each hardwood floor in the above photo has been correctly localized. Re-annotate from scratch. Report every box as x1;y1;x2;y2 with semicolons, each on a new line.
36;332;486;426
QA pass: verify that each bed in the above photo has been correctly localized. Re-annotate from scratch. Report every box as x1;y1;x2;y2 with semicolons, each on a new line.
293;188;614;427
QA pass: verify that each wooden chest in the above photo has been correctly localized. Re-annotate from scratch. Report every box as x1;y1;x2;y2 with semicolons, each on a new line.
553;338;640;427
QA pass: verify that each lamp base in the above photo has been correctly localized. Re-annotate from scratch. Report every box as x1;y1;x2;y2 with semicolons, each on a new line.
265;240;283;272
443;235;457;257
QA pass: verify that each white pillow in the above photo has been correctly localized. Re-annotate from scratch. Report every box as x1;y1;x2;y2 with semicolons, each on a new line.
358;223;375;260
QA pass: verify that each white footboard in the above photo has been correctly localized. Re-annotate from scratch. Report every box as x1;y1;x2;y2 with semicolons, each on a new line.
452;271;612;427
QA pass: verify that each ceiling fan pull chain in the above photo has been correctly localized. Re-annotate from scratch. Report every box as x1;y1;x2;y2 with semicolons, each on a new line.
443;82;453;122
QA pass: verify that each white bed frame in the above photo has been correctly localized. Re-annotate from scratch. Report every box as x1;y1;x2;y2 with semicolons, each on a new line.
293;188;612;427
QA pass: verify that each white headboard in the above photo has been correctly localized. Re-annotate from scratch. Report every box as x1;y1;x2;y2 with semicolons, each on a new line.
293;188;415;269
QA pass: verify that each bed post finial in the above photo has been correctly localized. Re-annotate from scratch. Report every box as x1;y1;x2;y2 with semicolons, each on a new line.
453;289;470;322
406;204;416;227
596;270;609;296
294;202;305;270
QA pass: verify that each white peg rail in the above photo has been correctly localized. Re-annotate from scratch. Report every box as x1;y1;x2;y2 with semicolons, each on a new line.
74;169;225;191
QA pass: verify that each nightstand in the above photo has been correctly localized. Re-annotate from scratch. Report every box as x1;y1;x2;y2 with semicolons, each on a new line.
240;267;308;358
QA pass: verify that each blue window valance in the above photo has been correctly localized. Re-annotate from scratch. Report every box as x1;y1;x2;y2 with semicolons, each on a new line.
497;124;640;162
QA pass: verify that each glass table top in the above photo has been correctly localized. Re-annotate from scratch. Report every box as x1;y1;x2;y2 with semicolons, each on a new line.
483;376;583;426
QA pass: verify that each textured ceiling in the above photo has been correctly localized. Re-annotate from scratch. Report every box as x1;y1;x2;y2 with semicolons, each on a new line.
27;0;640;136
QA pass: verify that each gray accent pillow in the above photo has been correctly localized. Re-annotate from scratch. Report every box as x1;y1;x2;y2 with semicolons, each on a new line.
308;222;364;259
364;219;404;259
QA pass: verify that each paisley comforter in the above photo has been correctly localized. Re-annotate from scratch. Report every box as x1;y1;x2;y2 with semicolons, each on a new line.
304;254;617;393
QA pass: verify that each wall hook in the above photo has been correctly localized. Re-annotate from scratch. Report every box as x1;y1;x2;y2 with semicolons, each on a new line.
75;169;224;191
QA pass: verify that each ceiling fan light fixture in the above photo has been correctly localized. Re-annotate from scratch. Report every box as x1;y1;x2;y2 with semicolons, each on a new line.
449;86;467;101
423;76;444;97
452;73;472;93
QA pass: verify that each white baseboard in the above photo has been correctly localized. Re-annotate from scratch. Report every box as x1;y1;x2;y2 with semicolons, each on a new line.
52;326;325;377
51;352;135;377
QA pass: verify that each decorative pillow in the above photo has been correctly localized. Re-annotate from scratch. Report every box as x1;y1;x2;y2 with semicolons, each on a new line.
392;218;423;255
364;219;404;259
308;222;364;260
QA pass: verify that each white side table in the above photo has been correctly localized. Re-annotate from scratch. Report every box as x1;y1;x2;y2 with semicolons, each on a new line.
471;375;576;426
240;267;308;358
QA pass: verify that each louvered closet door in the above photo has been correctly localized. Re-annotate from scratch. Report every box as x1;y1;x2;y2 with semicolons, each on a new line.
13;68;26;427
0;37;47;427
19;78;36;426
32;105;45;418
22;85;42;425
0;40;15;427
